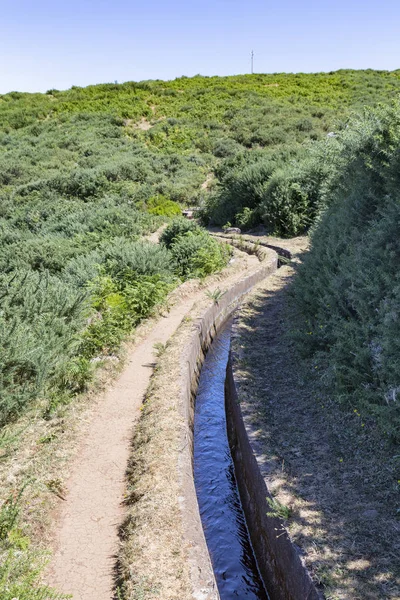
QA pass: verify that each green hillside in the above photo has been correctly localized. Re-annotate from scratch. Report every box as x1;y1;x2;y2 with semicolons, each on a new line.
1;69;400;429
3;70;400;207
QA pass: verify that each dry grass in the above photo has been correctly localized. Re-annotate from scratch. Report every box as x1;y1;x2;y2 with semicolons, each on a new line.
232;265;400;600
135;118;153;130
116;326;193;599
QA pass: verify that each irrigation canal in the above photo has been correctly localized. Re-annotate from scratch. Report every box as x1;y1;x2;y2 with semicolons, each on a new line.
193;320;270;599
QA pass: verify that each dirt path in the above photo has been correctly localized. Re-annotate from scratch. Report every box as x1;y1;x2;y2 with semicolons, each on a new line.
144;224;166;244
46;250;259;600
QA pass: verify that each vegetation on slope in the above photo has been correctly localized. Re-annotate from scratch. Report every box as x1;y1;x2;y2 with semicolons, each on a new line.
0;216;230;428
3;69;399;428
0;217;230;600
233;267;399;600
291;103;400;441
189;71;400;233
3;70;400;237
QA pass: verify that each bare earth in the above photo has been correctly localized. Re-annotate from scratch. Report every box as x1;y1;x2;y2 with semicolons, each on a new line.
45;249;259;600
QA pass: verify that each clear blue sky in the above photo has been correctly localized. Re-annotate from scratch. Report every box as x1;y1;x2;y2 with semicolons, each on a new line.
1;0;399;94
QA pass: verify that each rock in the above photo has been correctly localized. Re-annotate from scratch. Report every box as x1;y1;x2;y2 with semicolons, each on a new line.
224;227;241;234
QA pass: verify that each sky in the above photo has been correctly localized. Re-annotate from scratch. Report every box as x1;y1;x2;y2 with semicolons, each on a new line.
1;0;399;94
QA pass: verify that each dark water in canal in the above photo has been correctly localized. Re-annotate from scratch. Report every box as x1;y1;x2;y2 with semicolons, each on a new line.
193;321;269;599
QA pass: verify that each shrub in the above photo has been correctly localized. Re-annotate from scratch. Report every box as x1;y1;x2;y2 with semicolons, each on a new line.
0;271;89;426
170;231;230;278
81;273;174;357
191;242;231;277
0;487;67;599
202;160;278;227
146;194;181;216
236;207;259;229
0;548;66;599
63;251;102;288
260;170;311;236
160;217;201;248
50;169;108;199
101;239;174;277
212;138;241;157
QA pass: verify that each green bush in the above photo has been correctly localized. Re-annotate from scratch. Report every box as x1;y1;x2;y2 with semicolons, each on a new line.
160;217;201;248
0;487;67;599
170;231;230;278
236;207;259;229
202;143;334;235
81;273;175;357
260;169;311;236
0;548;66;600
146;194;181;216
101;239;174;278
0;271;89;426
202;159;279;229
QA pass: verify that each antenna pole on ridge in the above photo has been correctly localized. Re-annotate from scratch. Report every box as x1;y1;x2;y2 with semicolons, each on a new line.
251;50;254;74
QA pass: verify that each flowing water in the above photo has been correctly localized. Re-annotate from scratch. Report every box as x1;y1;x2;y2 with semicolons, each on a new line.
194;320;269;599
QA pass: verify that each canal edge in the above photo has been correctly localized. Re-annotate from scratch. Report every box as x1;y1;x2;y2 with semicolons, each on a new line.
178;244;278;599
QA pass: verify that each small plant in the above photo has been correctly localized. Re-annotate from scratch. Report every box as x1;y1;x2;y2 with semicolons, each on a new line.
58;356;94;393
38;430;58;444
153;342;166;357
170;231;230;279
266;496;292;520
0;488;25;540
45;479;66;501
205;287;225;304
0;483;69;599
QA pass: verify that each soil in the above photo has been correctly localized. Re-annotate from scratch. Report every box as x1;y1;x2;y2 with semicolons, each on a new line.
201;173;214;190
232;259;400;600
145;224;167;243
134;117;153;131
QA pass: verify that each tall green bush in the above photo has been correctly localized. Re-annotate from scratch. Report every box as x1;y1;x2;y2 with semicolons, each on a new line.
160;218;201;248
168;230;230;278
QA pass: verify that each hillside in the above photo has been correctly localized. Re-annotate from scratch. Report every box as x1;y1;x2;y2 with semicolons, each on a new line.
1;70;400;600
3;70;400;203
1;69;400;435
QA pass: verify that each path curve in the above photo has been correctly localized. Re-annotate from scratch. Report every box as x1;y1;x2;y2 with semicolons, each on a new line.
46;250;259;600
